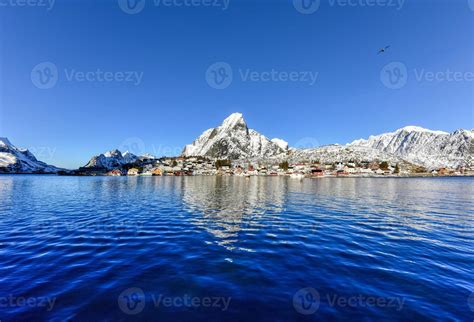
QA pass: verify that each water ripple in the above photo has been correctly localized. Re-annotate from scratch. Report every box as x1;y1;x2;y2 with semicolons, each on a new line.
0;176;472;320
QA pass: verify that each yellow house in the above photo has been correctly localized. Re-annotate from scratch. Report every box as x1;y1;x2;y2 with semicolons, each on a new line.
152;168;163;176
127;168;140;176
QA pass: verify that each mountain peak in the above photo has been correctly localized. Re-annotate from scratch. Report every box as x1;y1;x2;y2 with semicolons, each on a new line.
182;112;285;159
84;149;138;170
271;138;289;151
0;137;13;148
104;149;122;158
221;112;246;130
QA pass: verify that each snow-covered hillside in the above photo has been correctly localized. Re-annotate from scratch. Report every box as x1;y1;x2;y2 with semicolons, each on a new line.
349;126;473;169
287;144;403;164
3;118;471;173
0;137;61;173
182;113;287;159
181;114;472;169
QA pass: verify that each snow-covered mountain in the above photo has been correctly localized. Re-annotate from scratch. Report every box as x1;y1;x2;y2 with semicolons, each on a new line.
271;138;289;151
0;137;61;173
3;119;470;174
285;144;403;165
181;114;471;169
349;126;474;169
182;113;288;159
83;149;140;170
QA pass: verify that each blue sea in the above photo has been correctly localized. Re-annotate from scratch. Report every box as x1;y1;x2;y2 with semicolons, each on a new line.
0;175;473;321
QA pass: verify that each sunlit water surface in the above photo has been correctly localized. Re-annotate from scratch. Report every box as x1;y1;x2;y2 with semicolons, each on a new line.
0;176;473;321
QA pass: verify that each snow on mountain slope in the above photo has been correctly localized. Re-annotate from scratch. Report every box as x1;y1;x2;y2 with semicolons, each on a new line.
0;137;61;173
349;127;473;169
181;115;471;168
83;149;139;170
261;144;403;166
271;138;289;151
182;113;287;159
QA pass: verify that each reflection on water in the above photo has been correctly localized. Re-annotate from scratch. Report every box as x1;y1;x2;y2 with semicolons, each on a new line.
0;175;473;321
182;177;287;249
181;176;474;249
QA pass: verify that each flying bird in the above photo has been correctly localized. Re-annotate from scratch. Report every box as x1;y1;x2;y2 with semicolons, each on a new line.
378;45;390;54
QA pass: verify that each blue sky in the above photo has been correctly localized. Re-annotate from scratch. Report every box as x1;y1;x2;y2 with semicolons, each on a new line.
1;0;473;169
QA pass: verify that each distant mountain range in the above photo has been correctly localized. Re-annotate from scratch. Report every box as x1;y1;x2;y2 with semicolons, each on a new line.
1;113;472;173
180;113;472;169
348;126;473;169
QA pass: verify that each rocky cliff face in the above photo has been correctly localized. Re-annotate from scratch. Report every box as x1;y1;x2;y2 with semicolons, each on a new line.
182;113;288;160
